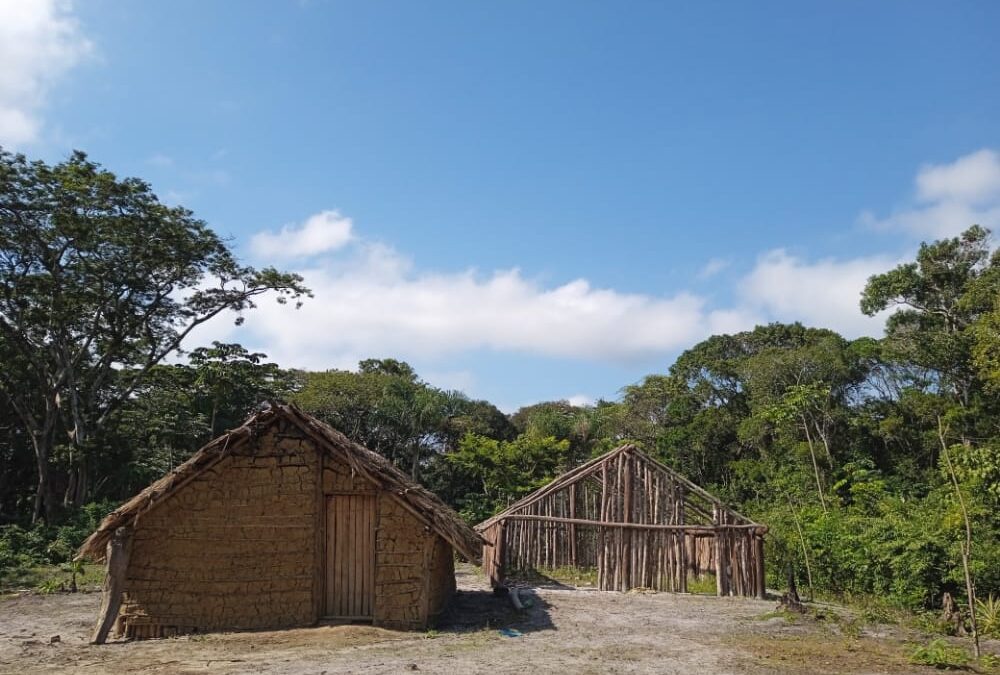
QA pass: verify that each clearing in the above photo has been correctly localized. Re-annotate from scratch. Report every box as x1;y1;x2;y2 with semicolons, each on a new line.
0;565;995;674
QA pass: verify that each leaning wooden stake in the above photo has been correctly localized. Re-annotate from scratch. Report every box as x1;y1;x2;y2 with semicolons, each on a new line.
91;526;131;644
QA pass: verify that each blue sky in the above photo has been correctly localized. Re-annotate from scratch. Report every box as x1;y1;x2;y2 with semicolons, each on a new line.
3;1;1000;410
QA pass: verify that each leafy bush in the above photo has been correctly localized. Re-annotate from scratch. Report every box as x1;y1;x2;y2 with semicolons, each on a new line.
909;638;971;669
0;500;115;588
977;594;1000;638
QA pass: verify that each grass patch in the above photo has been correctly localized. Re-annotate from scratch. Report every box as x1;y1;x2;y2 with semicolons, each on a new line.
505;566;718;593
756;608;801;623
509;565;599;587
0;562;103;594
685;573;716;595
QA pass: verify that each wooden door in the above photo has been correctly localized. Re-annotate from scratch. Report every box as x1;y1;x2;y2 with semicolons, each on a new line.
325;494;376;618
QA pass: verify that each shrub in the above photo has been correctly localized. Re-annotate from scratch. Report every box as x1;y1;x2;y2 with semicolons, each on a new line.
977;594;1000;638
909;638;971;670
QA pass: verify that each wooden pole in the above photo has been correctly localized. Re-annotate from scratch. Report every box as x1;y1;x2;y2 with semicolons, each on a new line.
569;483;577;567
91;526;132;644
755;533;766;599
623;452;632;589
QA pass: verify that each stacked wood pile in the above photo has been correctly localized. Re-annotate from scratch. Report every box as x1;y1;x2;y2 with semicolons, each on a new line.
77;402;481;640
477;445;766;598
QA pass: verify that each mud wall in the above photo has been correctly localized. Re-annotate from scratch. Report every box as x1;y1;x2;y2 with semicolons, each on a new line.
120;423;319;636
117;421;458;636
374;496;437;629
426;534;456;622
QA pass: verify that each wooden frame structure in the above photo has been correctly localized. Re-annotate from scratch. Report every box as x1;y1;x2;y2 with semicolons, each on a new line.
477;444;766;598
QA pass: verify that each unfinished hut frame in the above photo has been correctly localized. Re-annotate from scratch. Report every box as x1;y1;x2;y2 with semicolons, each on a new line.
77;402;482;642
477;444;766;598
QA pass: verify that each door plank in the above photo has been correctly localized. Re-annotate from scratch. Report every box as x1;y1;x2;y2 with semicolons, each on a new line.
325;494;376;618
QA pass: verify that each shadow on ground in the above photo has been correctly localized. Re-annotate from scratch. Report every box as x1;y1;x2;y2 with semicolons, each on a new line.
437;586;555;636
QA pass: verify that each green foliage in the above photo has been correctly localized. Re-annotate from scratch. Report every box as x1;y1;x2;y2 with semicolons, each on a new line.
909;638;971;669
446;432;570;522
0;148;309;522
0;500;112;588
977;595;1000;638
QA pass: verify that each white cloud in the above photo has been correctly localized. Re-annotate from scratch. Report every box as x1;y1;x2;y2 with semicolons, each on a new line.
191;205;914;374
739;249;899;338
566;394;595;408
862;148;1000;239
0;0;91;146
250;210;355;260
698;257;730;279
199;219;742;370
916;149;1000;205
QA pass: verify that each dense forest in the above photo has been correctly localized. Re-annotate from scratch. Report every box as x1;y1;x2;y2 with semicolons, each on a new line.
2;149;1000;621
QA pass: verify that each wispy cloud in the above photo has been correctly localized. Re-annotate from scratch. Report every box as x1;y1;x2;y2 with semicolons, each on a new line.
146;153;174;167
0;0;91;146
861;148;1000;238
697;257;731;279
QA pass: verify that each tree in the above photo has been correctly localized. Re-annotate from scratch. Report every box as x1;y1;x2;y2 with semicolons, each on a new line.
0;149;310;522
189;341;293;438
445;432;570;522
294;361;482;480
861;225;999;409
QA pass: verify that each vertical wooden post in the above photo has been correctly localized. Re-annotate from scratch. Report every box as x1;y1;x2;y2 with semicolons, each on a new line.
754;531;766;600
713;506;724;597
91;526;132;644
493;521;506;588
314;450;326;622
569;483;577;567
599;461;609;590
623;452;632;589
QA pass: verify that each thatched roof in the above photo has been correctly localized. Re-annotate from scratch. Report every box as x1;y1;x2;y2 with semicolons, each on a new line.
78;402;483;563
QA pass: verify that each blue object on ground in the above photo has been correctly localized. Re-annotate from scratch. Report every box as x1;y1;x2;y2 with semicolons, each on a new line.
499;628;523;638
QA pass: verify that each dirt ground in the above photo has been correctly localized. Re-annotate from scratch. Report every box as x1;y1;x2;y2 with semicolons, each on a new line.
1;565;996;675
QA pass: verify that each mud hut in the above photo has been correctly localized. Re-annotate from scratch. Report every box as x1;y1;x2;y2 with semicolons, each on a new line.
477;444;766;598
78;402;482;642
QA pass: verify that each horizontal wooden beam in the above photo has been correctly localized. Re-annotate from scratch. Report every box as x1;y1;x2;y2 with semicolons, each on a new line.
503;514;767;534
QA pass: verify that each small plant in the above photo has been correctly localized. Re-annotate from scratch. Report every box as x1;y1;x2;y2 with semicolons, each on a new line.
976;595;1000;638
61;560;87;592
909;638;970;670
35;578;64;594
837;617;862;639
756;608;798;623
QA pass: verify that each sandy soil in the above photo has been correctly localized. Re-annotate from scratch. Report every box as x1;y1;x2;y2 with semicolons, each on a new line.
1;566;994;675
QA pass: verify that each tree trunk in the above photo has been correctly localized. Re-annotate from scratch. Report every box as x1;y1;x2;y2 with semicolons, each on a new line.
410;444;420;481
30;430;56;524
802;417;828;512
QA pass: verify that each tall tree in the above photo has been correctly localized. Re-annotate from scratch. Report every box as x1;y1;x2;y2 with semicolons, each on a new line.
0;149;309;521
861;225;999;409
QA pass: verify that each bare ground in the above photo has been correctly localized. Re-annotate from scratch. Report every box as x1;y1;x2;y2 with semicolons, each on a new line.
1;566;996;675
